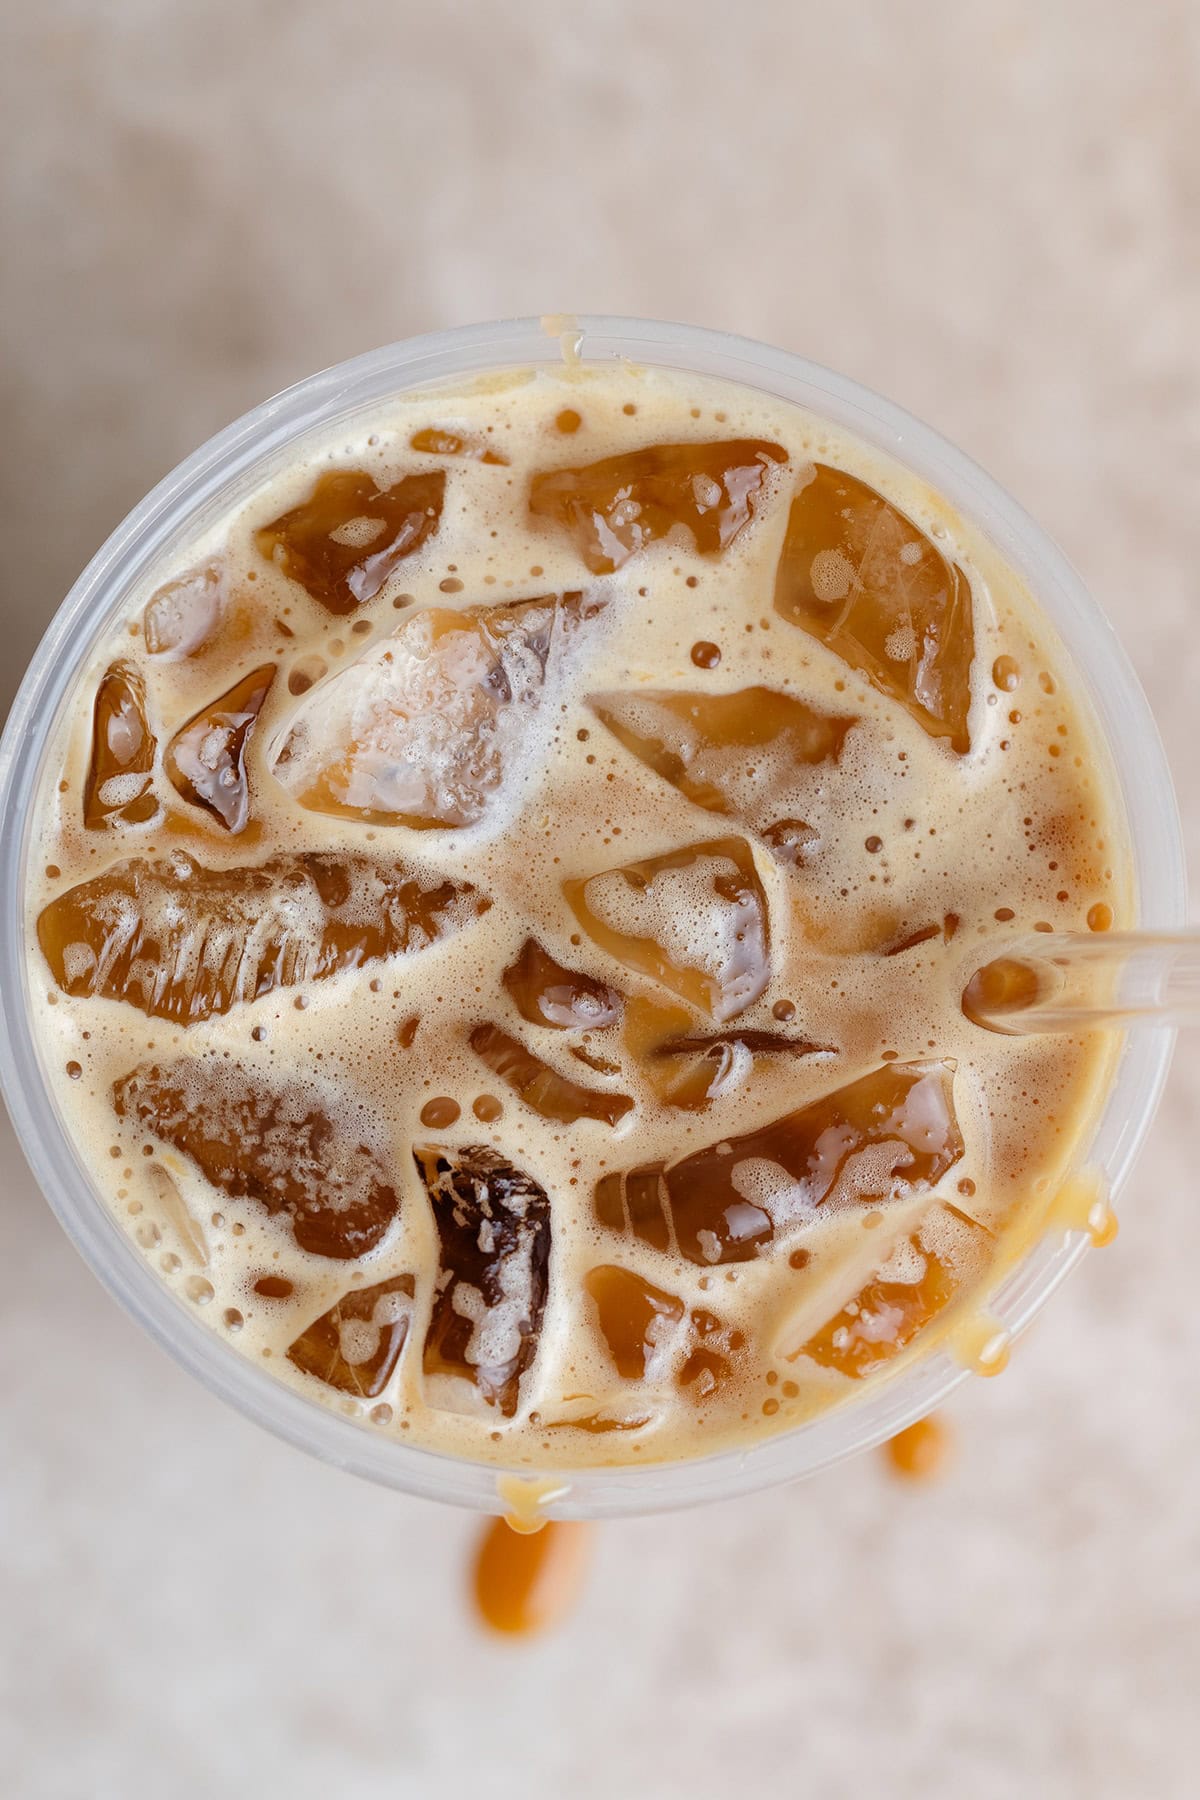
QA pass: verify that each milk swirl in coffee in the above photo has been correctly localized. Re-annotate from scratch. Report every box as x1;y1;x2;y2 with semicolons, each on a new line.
27;362;1127;1469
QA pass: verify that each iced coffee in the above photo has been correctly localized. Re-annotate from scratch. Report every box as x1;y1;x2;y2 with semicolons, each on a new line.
26;361;1127;1469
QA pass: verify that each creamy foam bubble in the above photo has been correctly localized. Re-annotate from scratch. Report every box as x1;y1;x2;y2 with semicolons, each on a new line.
26;361;1128;1469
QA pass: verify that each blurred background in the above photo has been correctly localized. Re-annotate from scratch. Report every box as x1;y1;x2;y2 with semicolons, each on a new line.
2;3;1198;1795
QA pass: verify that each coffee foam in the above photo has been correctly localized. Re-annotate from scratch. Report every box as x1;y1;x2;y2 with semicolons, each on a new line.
26;361;1128;1469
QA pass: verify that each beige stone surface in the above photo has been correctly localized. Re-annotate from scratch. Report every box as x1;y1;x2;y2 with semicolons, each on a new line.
2;3;1198;1795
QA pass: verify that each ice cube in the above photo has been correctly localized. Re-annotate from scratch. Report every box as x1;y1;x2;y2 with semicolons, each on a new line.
545;1410;653;1436
564;836;770;1022
287;1274;415;1396
164;663;275;833
529;439;788;573
793;1203;987;1376
584;1265;684;1379
619;994;725;1109
413;1144;551;1416
409;426;508;465
655;1028;829;1057
468;1023;633;1126
83;662;158;829
502;937;623;1030
582;1263;745;1398
773;464;975;752
677;1306;746;1402
621;992;826;1110
594;1060;963;1264
143;562;225;658
113;1061;401;1259
270;591;603;829
646;1026;829;1111
255;468;446;614
145;1162;208;1266
38;850;488;1023
589;686;853;820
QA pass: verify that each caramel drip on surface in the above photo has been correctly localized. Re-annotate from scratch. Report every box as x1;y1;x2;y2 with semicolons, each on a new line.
472;1516;593;1636
883;1413;952;1481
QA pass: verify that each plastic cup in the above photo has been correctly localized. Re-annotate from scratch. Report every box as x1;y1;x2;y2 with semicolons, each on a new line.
0;317;1185;1519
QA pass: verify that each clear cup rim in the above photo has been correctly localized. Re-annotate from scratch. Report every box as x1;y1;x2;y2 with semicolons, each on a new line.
0;315;1185;1518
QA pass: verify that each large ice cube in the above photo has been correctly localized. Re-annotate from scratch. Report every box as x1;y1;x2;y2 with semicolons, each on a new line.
581;1266;745;1403
164;663;275;834
143;562;225;659
413;1144;551;1417
38;851;488;1023
468;1023;633;1126
773;464;975;752
529;439;789;574
113;1061;401;1259
501;936;624;1030
564;836;770;1022
287;1274;415;1396
789;1202;988;1376
584;1264;684;1379
594;1060;963;1265
255;468;446;615
588;686;853;820
83;662;158;829
270;592;602;829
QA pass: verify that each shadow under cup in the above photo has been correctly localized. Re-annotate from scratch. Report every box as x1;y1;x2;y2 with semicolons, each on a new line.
0;318;1185;1519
